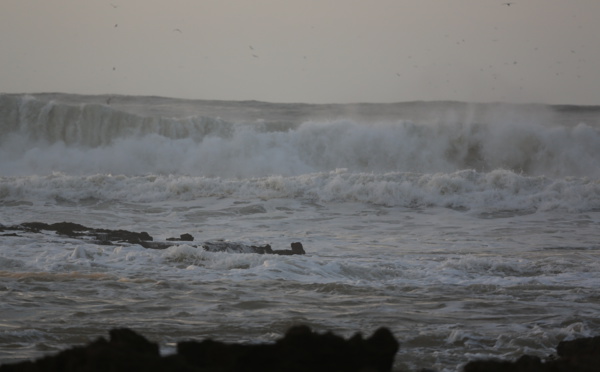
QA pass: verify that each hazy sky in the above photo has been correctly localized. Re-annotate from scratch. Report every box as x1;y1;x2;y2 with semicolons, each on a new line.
1;0;599;104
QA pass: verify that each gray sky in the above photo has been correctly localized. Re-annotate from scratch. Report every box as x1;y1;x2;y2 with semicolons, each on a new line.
1;0;599;104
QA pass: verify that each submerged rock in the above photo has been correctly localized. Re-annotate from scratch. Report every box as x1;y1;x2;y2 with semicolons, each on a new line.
18;221;153;245
3;221;305;255
273;241;305;255
167;233;194;242
0;326;399;372
201;241;305;255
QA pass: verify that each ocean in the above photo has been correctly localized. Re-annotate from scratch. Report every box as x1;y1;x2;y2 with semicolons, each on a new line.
1;93;599;371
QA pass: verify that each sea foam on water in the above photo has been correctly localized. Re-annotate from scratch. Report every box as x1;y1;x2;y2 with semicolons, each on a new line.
1;93;600;371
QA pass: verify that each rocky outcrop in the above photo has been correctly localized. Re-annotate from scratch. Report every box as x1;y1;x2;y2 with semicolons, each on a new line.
202;241;305;255
0;222;305;255
0;326;399;372
463;335;600;372
167;233;194;242
3;326;598;372
12;222;153;246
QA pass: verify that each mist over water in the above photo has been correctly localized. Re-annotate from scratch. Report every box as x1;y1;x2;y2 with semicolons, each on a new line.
1;94;600;371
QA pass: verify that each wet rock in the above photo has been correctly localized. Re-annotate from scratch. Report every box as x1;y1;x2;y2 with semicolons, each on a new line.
21;222;88;237
273;242;305;255
202;241;273;254
94;228;153;245
0;328;189;372
556;334;600;359
18;221;153;245
3;221;305;255
0;327;399;372
167;233;195;242
463;335;600;372
251;244;274;254
176;325;400;372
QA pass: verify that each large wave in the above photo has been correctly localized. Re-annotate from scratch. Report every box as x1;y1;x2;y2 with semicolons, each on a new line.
1;93;599;179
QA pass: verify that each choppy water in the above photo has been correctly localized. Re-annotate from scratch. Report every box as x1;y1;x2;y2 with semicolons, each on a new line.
1;93;600;371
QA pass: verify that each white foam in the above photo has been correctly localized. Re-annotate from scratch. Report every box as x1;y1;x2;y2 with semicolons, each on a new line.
1;169;599;212
2;94;600;179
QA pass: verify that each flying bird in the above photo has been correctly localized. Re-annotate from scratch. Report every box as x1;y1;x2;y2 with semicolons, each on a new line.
173;28;182;33
503;2;513;6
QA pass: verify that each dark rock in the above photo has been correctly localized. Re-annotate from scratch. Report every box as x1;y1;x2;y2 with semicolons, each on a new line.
108;328;160;356
20;222;90;238
273;242;305;255
251;244;273;254
167;233;195;242
52;222;89;238
556;335;600;358
177;325;399;372
2;322;600;372
202;241;273;254
0;327;399;372
463;336;600;372
463;355;543;372
94;228;153;245
555;335;600;372
180;233;194;241
0;328;191;372
17;221;153;245
3;221;305;255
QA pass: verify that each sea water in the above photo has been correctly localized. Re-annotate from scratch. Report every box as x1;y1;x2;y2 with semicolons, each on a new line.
1;93;599;371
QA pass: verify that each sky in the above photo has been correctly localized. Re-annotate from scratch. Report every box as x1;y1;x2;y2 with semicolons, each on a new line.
1;0;599;105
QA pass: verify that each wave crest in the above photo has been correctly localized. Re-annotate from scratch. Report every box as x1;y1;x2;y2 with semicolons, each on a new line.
2;170;598;212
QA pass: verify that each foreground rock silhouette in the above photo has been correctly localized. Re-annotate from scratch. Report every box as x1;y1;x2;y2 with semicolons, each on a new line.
0;326;399;372
463;335;600;372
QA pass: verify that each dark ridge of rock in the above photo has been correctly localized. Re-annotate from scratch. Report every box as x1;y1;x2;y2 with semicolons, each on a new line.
273;242;305;255
167;233;195;242
2;222;305;255
0;328;190;372
21;222;89;236
0;324;598;372
556;334;600;359
94;228;153;245
17;221;153;245
463;355;544;372
0;327;399;372
463;335;600;372
178;325;398;371
201;241;274;254
251;244;274;254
